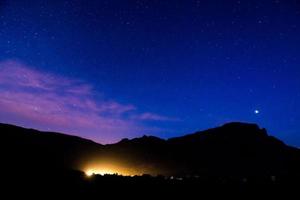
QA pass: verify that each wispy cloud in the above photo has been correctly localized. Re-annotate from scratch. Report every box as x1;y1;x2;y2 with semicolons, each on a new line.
133;112;178;121
0;60;174;143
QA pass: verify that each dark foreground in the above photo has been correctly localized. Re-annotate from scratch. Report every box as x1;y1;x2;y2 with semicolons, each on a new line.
3;168;300;198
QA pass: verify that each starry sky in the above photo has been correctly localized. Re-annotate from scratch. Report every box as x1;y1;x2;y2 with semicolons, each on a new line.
0;0;300;146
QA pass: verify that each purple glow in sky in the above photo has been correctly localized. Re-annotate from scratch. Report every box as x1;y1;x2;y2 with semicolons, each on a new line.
0;60;174;143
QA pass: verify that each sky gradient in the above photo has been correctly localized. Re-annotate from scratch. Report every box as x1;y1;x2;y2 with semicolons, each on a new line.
0;0;300;146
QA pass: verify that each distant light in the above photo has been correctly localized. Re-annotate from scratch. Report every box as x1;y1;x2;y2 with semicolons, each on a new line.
254;109;260;114
84;163;137;177
85;170;96;177
85;168;116;177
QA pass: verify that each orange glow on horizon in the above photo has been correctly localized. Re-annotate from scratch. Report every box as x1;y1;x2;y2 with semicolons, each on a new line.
85;168;117;176
84;162;139;177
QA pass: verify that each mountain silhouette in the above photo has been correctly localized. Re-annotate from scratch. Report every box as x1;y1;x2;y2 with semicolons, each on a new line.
2;122;300;180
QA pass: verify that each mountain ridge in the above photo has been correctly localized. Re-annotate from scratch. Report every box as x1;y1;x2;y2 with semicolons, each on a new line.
0;122;287;147
1;122;300;177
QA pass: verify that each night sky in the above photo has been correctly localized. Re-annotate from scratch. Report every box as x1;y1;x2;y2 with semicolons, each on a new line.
0;0;300;146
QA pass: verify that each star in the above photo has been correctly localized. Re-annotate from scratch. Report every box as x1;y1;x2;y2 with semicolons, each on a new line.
254;110;260;114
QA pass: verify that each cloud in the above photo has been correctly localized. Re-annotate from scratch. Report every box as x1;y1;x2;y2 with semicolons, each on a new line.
0;60;173;143
0;61;73;91
133;112;178;121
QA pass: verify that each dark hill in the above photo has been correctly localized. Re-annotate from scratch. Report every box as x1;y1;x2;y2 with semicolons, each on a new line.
1;123;102;172
1;122;300;179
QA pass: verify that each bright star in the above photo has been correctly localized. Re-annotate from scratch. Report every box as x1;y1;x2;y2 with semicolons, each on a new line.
254;110;260;114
